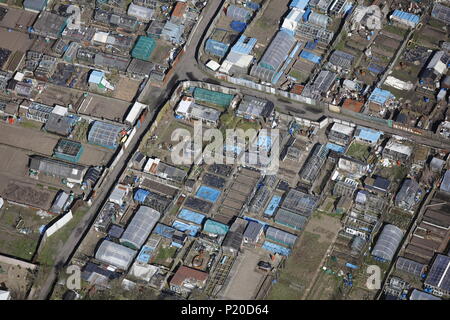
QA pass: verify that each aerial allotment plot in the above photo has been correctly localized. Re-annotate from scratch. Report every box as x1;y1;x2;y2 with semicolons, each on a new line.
0;0;448;306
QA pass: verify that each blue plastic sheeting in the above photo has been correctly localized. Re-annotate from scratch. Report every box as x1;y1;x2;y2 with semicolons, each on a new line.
369;88;394;105
305;40;317;50
196;185;221;203
325;143;345;153
134;189;150;203
368;63;384;74
257;134;272;150
203;219;229;235
290;0;309;10
392;10;420;25
137;245;154;264
230;21;247;33
346;263;359;269
354;126;383;144
262;241;291;256
299;50;321;64
154;223;175;239
89;70;104;84
264;195;282;216
302;7;311;21
231;35;257;54
172;220;200;237
344;3;353;16
205;39;230;57
245;1;261;11
243;216;270;227
177;208;206;225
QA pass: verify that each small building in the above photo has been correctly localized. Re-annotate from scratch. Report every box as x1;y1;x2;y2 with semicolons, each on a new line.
390;10;420;28
265;226;297;248
170;266;208;297
120;206;161;250
203;219;229;236
382;139;412;163
88;121;125;150
29;155;87;184
88;70;105;85
281;189;318;218
328;122;355;146
125;102;147;126
175;97;222;126
274;208;308;231
205;39;230;58
109;185;129;206
131;151;147;170
32;11;67;39
328;50;355;71
23;0;47;13
81;262;121;287
53;139;83;163
342;99;364;113
49;191;71;215
127;3;154;22
95;240;137;270
338;156;368;176
44;107;74;137
430;157;445;173
26;102;53;123
226;5;252;22
354;126;383;145
409;289;441;300
368;88;394;110
161;21;185;44
222;218;247;253
236;95;274;121
243;221;263;244
424;254;450;297
431;3;450;25
365;176;390;194
440;170;450;193
131;36;157;62
395;179;420;212
371;224;404;262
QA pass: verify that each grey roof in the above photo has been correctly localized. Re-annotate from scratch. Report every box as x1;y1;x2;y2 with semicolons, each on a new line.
120;206;161;250
329;50;355;70
127;59;155;76
396;256;426;277
301;70;337;99
424;254;450;292
281;188;318;217
266;226;297;247
237;95;274;118
88;121;125;149
127;3;154;21
94;53;130;72
372;224;404;261
50;191;69;214
189;103;222;123
44;114;73;136
95;240;137;270
441;170;450;193
409;289;441;300
395;179;420;209
432;3;450;24
243;221;263;241
23;0;47;11
257;30;296;72
29;156;86;182
32;11;67;39
226;5;252;22
275;208;308;230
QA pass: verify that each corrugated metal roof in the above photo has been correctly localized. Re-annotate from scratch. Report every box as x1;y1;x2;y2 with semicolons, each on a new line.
391;10;420;25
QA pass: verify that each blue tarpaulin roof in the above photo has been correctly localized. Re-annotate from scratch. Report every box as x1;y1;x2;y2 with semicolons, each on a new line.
262;241;291;256
154;223;175;239
299;50;321;64
230;21;247;33
172;220;200;237
177;208;206;225
264;195;282;216
231;35;257;54
134;189;150;203
196;185;221;203
355;126;383;144
290;0;309;10
89;70;104;84
369;88;394;105
325;143;345;153
392;10;420;25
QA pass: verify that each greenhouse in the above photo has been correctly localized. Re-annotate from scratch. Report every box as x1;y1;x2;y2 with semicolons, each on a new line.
258;30;296;71
205;39;230;58
88;121;124;149
177;208;206;225
265;226;298;248
371;224;404;262
264;195;282;216
120;206;161;250
396;256;426;277
95;240;137;270
193;87;234;108
274;208;308;231
131;36;156;61
203;219;229;235
226;5;252;22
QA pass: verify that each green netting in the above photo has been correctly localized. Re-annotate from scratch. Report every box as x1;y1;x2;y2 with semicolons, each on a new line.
131;36;156;61
193;87;234;108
